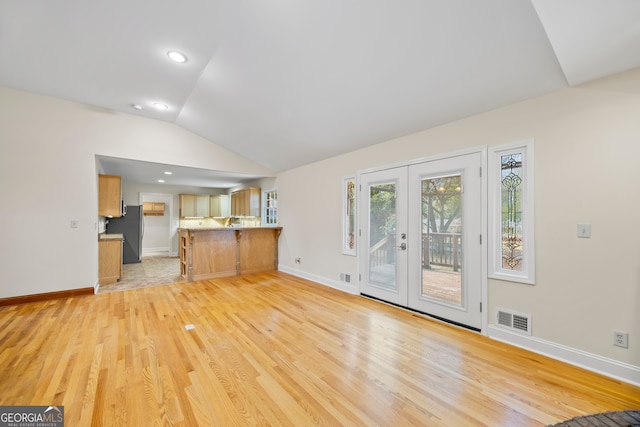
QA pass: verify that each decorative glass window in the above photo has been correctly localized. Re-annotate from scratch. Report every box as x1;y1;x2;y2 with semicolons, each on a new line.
342;177;356;255
489;140;535;284
262;190;277;225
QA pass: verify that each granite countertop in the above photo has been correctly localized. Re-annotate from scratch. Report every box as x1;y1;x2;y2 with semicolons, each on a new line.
99;233;124;241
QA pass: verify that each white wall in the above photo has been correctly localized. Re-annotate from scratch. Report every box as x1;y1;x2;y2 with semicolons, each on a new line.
276;68;640;378
0;87;273;298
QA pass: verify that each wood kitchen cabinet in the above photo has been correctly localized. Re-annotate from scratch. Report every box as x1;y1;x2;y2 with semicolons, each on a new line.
210;194;231;218
98;174;122;217
179;194;210;218
143;202;165;216
231;187;261;217
98;237;122;285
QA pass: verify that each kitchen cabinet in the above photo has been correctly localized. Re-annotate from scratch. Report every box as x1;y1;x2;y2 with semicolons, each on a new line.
143;202;165;216
98;236;123;285
98;174;122;217
210;195;231;218
179;194;210;218
231;187;261;217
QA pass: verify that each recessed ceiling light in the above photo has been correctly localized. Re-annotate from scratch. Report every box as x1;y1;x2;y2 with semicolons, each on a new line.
158;179;165;183
164;171;173;175
132;104;142;110
153;103;169;110
167;51;188;63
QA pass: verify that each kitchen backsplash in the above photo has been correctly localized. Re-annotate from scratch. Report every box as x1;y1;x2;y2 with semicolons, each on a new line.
179;217;262;229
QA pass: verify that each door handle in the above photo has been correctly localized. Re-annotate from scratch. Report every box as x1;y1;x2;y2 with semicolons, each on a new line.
396;242;407;250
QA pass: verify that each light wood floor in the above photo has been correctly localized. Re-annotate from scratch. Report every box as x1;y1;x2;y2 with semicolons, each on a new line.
0;272;638;426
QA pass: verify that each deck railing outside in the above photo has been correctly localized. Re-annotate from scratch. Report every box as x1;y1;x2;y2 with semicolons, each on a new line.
423;232;461;271
368;232;461;272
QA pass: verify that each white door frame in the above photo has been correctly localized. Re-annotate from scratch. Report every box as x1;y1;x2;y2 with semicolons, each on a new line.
357;147;488;334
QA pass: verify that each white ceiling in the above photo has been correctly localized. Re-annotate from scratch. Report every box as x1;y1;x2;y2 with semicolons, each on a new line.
2;0;640;185
97;156;264;189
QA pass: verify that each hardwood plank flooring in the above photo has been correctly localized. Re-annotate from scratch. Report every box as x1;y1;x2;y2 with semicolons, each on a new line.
0;271;638;426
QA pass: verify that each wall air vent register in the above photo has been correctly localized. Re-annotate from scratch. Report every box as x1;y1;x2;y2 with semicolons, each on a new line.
496;307;532;335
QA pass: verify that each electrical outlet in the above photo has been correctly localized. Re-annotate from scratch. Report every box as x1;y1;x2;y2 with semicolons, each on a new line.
613;331;628;348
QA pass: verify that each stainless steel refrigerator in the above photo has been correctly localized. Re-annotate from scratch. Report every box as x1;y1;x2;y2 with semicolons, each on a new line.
106;205;143;264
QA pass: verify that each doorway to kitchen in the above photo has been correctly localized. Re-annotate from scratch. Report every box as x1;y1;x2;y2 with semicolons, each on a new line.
358;150;485;331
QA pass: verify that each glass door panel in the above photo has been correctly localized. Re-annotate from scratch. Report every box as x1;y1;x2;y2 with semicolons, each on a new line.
368;183;397;289
421;175;463;306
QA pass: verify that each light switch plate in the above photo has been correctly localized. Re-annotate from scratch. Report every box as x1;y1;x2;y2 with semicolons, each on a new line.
577;223;591;238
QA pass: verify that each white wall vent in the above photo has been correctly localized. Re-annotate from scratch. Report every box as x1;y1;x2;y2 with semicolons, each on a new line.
495;307;532;335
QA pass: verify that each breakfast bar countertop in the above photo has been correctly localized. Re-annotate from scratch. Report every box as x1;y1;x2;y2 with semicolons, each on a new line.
98;233;124;241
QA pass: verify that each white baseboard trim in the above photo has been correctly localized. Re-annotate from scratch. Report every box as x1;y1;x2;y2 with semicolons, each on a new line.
94;279;100;294
142;247;171;257
488;325;640;387
278;265;359;295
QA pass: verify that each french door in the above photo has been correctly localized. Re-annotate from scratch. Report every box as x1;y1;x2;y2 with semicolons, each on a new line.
359;152;483;330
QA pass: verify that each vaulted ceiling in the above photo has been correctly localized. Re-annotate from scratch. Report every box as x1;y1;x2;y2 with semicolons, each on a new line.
2;0;639;175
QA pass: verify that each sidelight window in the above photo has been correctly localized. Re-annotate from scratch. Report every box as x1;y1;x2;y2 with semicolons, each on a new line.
342;176;356;255
489;140;535;284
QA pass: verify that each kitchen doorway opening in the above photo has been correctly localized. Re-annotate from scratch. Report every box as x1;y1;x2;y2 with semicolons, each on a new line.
139;193;177;257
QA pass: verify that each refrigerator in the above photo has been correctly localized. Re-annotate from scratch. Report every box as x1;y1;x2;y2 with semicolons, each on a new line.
106;205;143;264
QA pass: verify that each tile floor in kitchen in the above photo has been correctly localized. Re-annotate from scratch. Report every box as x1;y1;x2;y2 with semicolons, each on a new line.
98;256;183;293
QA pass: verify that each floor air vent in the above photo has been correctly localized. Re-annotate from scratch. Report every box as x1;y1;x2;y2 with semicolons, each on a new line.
496;307;531;335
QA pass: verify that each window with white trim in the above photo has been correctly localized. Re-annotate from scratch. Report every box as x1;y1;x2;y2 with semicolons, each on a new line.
489;140;535;284
262;190;277;225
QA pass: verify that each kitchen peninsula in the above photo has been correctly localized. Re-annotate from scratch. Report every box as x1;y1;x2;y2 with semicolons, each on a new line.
179;226;282;282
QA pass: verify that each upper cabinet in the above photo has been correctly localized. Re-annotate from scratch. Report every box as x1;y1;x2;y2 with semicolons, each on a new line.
178;191;259;218
143;202;165;216
231;187;261;217
210;195;231;218
98;174;122;218
179;194;210;218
